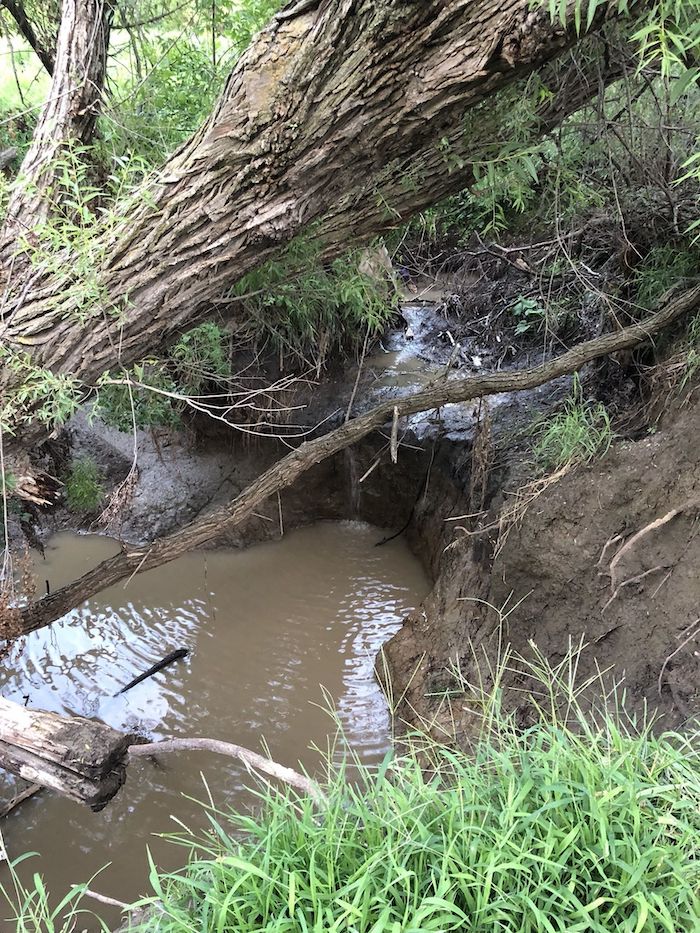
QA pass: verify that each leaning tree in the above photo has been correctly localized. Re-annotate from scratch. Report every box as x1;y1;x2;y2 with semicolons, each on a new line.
1;0;699;634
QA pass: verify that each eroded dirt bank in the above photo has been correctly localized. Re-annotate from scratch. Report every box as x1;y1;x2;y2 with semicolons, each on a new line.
387;392;700;737
14;274;699;744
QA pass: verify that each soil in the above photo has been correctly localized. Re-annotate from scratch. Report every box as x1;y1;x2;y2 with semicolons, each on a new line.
386;391;700;737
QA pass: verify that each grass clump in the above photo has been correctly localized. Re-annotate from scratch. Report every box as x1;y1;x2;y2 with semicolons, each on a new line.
64;458;103;512
233;238;395;369
6;650;700;931
534;376;613;471
117;663;700;932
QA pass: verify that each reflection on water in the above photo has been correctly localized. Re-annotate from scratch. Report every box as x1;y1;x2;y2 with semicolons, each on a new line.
0;522;429;928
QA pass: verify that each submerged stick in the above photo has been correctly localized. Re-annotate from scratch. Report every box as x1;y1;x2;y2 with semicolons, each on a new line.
114;648;189;696
0;782;42;819
129;738;326;804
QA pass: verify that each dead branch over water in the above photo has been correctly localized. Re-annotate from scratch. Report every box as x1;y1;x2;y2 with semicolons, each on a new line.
9;281;700;639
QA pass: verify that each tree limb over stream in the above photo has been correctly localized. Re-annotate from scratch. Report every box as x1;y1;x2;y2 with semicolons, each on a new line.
11;281;700;638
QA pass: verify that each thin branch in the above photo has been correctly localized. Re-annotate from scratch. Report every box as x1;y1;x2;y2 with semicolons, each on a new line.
130;738;326;804
0;0;54;74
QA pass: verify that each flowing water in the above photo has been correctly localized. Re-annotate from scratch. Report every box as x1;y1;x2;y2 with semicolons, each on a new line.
0;522;429;929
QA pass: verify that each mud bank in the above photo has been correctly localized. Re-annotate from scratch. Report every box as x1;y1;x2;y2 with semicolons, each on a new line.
22;281;699;744
386;393;700;737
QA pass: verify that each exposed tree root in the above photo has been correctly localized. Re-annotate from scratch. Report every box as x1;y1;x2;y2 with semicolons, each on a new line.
10;282;700;639
602;564;668;613
600;497;700;604
658;617;700;698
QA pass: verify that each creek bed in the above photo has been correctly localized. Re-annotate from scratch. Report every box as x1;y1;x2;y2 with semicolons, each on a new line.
0;521;429;929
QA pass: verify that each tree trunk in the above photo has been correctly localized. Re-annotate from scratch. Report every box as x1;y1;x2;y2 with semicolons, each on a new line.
0;0;113;250
12;281;700;638
0;696;130;810
0;0;630;403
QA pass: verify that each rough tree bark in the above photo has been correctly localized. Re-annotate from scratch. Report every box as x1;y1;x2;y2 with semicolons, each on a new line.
0;0;113;249
0;0;633;396
13;281;700;637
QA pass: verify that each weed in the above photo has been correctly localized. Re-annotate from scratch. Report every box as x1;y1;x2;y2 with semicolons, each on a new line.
233;238;395;369
533;376;613;470
65;458;103;512
680;311;700;390
170;323;231;396
634;245;697;310
0;347;82;436
510;295;548;335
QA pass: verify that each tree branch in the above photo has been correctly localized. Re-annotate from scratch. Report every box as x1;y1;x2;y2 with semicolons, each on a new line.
13;282;700;638
130;738;326;804
0;0;54;74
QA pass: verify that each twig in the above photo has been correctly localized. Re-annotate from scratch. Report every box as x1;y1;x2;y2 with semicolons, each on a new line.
129;738;326;805
345;328;370;423
0;782;41;818
82;889;130;910
390;407;399;464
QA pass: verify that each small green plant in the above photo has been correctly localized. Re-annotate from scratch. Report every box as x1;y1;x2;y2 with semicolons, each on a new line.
170;323;231;396
1;470;17;497
633;245;697;310
65;458;103;513
510;296;548;335
534;376;613;470
232;237;395;368
679;311;700;390
0;347;83;435
95;362;182;433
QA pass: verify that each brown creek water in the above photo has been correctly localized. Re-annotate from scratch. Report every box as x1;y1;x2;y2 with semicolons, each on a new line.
0;522;429;930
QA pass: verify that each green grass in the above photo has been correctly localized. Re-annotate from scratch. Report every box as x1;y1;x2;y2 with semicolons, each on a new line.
124;655;700;932
5;648;700;931
533;377;613;471
64;457;103;512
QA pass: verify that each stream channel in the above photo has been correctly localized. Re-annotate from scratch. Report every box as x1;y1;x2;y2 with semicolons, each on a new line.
0;522;429;929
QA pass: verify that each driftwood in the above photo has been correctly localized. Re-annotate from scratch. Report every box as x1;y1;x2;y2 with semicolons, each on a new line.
0;698;130;811
130;738;326;804
0;697;324;810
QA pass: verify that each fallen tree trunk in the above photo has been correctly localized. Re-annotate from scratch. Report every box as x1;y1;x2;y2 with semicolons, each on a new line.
12;281;700;637
0;697;130;810
0;0;635;406
0;697;324;809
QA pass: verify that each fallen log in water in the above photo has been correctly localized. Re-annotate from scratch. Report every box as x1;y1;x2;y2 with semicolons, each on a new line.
0;697;130;811
0;697;324;810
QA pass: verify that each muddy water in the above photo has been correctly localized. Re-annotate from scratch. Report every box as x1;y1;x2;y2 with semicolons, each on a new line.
0;522;429;928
